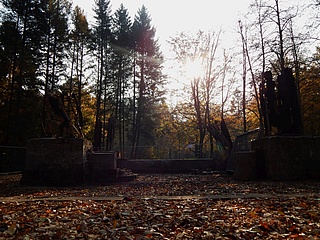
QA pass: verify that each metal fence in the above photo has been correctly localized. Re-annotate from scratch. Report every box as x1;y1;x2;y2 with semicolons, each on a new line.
0;146;26;173
120;145;204;160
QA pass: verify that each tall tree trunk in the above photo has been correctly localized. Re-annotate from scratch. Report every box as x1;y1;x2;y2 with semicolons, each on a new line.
117;61;123;154
103;73;107;149
69;41;76;116
192;79;205;157
275;0;285;72
131;54;137;158
239;21;247;133
42;20;51;136
6;13;20;144
121;73;125;155
78;41;84;130
93;45;103;150
135;56;145;157
239;21;264;132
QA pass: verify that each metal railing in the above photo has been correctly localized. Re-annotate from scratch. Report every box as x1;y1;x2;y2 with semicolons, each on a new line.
118;145;208;160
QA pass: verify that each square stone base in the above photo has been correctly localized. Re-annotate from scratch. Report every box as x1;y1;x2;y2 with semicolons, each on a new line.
21;138;84;186
251;136;320;180
86;152;118;183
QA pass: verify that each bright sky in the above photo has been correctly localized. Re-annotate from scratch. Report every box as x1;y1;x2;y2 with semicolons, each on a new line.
72;0;253;102
72;0;252;55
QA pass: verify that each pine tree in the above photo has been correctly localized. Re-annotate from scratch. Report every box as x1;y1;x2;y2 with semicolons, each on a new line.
92;0;112;150
131;5;166;158
0;0;48;144
109;4;133;152
67;5;91;137
39;0;72;137
44;0;71;90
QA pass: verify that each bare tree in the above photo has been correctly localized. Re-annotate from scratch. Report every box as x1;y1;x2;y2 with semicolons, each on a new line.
239;20;247;133
170;30;234;157
239;0;308;136
238;20;263;132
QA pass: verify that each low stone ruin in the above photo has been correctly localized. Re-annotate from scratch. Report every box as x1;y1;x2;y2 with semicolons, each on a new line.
21;138;135;186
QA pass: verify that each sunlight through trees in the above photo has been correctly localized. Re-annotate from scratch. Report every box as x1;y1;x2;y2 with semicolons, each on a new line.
0;0;319;159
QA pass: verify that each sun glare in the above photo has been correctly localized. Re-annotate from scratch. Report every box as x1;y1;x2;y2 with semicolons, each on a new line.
184;58;204;80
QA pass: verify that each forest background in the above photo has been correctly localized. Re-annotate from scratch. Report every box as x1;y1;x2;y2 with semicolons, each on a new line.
0;0;320;159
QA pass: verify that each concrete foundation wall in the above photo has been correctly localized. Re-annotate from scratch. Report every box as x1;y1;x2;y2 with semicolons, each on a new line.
86;152;117;183
118;159;216;174
251;136;320;180
233;151;257;181
21;138;84;186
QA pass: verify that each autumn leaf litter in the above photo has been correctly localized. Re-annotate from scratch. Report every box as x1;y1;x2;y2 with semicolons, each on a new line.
0;173;320;239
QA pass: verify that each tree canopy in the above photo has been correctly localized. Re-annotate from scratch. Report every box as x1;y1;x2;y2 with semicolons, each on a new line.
0;0;319;159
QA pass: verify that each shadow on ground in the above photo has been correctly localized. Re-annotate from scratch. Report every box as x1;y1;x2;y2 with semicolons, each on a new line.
0;173;320;200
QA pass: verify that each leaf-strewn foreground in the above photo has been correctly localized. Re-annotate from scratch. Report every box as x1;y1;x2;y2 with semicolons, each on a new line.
0;174;320;239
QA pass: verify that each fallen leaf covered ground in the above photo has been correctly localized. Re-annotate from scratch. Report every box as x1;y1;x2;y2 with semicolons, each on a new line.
0;173;320;239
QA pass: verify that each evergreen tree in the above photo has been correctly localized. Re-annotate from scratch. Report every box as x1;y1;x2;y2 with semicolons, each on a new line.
131;5;166;158
92;0;112;150
43;0;71;92
109;4;133;152
0;0;48;144
67;5;91;137
39;0;72;137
